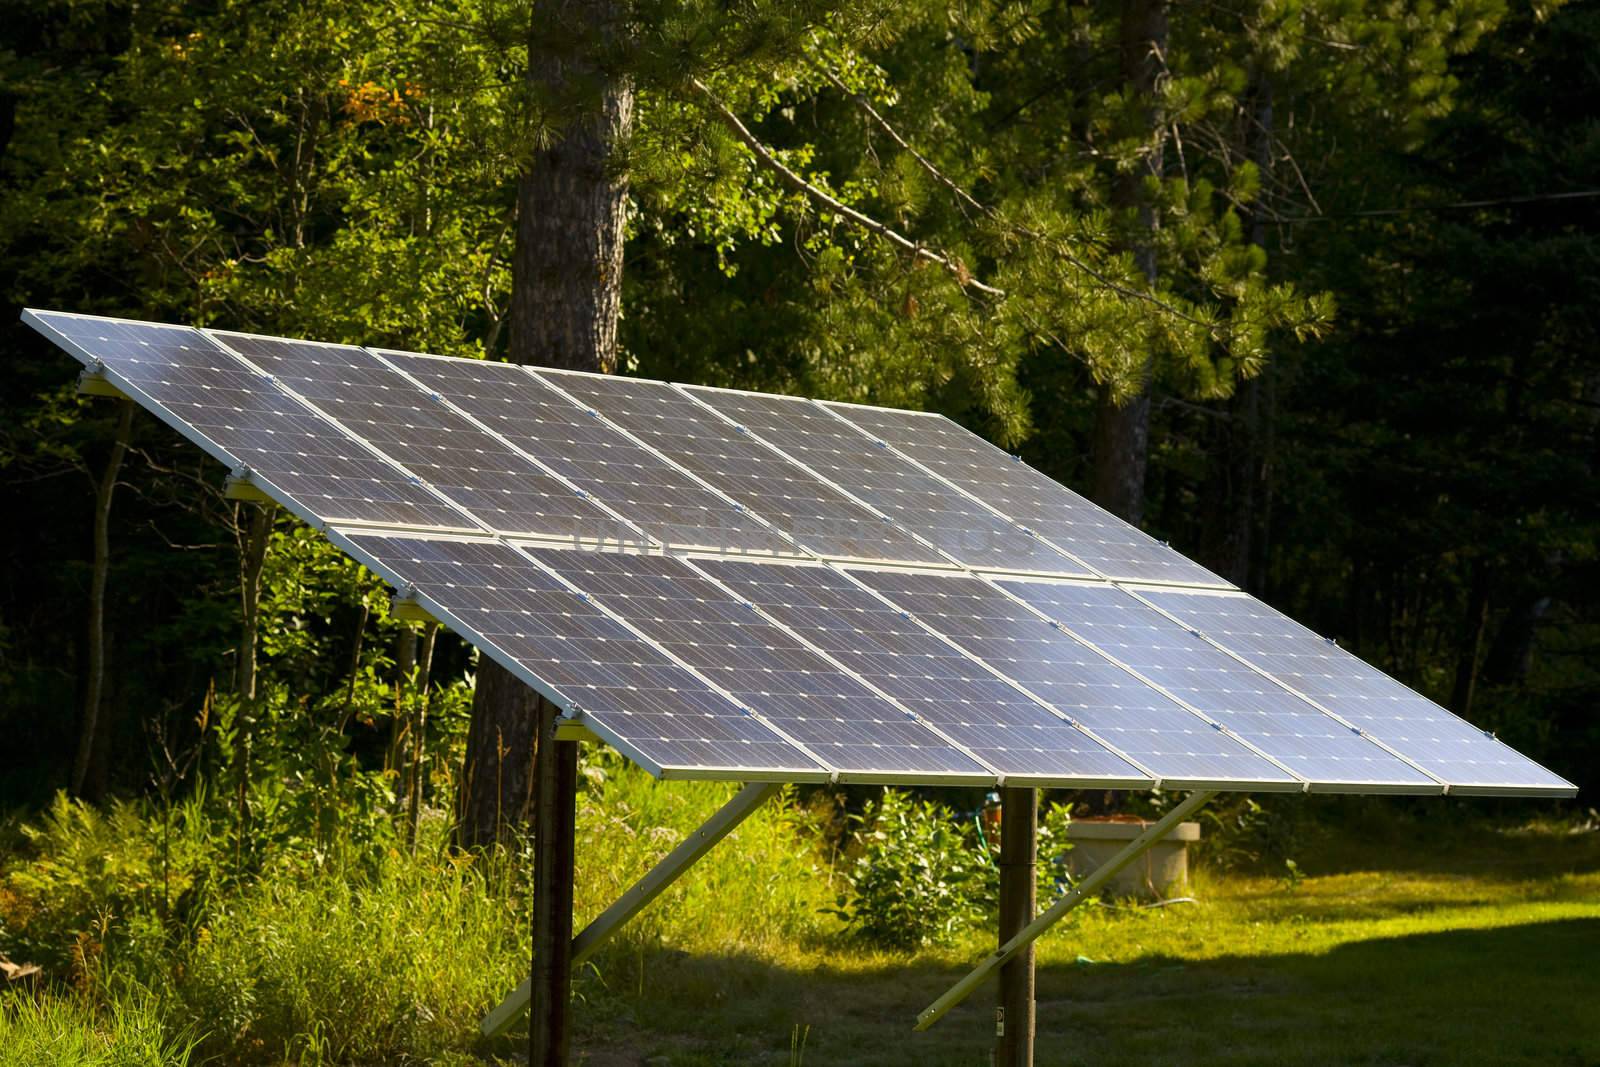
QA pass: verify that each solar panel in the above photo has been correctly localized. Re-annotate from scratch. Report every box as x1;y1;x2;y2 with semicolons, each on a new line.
380;351;796;555
825;403;1228;586
687;387;1091;577
337;533;825;780
524;547;992;781
845;567;1304;790
27;310;1576;799
996;578;1442;792
542;370;947;566
24;311;468;530
1138;589;1578;796
695;558;1153;787
212;331;635;543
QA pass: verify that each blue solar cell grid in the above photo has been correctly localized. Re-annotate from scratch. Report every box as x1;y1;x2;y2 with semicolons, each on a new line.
826;403;1230;586
214;332;633;542
688;388;1091;577
383;352;795;554
342;534;823;778
847;568;1302;789
997;579;1440;791
696;558;1152;786
543;371;947;565
25;312;469;529
526;548;990;780
1139;589;1577;795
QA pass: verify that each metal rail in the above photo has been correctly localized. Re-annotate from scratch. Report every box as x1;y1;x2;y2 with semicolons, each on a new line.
481;782;781;1037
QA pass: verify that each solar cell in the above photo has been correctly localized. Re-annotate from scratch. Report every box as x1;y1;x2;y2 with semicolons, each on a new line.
688;388;1090;577
846;568;1303;789
525;548;992;781
541;370;947;565
996;578;1441;791
1138;589;1578;796
825;403;1228;586
695;558;1152;786
25;311;468;529
381;352;796;555
339;533;825;779
212;331;634;543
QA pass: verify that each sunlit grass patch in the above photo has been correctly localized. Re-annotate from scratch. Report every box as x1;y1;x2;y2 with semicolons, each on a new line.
0;987;198;1067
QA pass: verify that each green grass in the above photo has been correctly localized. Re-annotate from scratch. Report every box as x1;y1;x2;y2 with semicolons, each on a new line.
565;807;1600;1066
3;769;1597;1065
0;987;198;1066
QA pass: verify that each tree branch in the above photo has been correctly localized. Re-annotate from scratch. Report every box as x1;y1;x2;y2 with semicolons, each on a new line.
688;77;1004;298
817;69;1218;332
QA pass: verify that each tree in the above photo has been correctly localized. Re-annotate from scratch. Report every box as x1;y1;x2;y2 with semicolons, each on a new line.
455;0;634;853
1090;0;1170;522
1267;0;1600;790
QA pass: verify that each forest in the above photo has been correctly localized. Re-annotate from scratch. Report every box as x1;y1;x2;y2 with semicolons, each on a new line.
1;0;1597;1062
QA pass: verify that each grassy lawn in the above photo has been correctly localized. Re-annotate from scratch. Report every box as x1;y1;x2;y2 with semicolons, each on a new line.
5;781;1597;1065
562;817;1600;1067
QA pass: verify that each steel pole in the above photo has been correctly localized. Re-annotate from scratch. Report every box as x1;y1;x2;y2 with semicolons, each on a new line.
997;787;1038;1067
916;790;1217;1031
530;697;578;1066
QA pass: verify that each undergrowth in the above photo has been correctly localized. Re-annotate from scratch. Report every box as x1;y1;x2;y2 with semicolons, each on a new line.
0;750;842;1064
4;755;1586;1064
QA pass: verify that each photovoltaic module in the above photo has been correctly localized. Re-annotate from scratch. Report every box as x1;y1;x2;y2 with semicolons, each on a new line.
25;309;1576;798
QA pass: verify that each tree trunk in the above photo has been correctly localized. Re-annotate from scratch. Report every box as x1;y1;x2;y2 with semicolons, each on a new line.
1090;0;1168;523
1482;591;1550;689
72;398;133;801
231;500;272;861
456;0;633;850
1450;561;1491;718
1200;74;1274;588
458;651;543;845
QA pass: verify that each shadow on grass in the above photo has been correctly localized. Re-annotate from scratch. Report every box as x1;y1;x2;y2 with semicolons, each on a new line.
535;918;1600;1067
1263;800;1600;882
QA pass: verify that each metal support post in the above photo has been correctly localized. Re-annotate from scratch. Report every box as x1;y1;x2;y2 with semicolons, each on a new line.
530;697;578;1066
996;787;1037;1067
483;781;781;1038
916;790;1217;1032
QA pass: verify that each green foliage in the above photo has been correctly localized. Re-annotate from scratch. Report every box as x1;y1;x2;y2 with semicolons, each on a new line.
1034;800;1077;902
2;792;219;976
827;791;979;950
0;757;836;1062
177;847;522;1063
825;789;997;950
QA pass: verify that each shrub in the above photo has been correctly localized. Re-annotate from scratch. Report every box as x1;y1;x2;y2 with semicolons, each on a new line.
826;789;997;950
1034;801;1076;902
2;792;219;979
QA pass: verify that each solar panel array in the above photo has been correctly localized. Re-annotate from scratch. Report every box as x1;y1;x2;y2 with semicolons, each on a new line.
27;309;1576;798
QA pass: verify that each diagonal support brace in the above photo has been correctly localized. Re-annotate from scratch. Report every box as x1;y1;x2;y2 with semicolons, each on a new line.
914;789;1217;1032
481;781;781;1037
